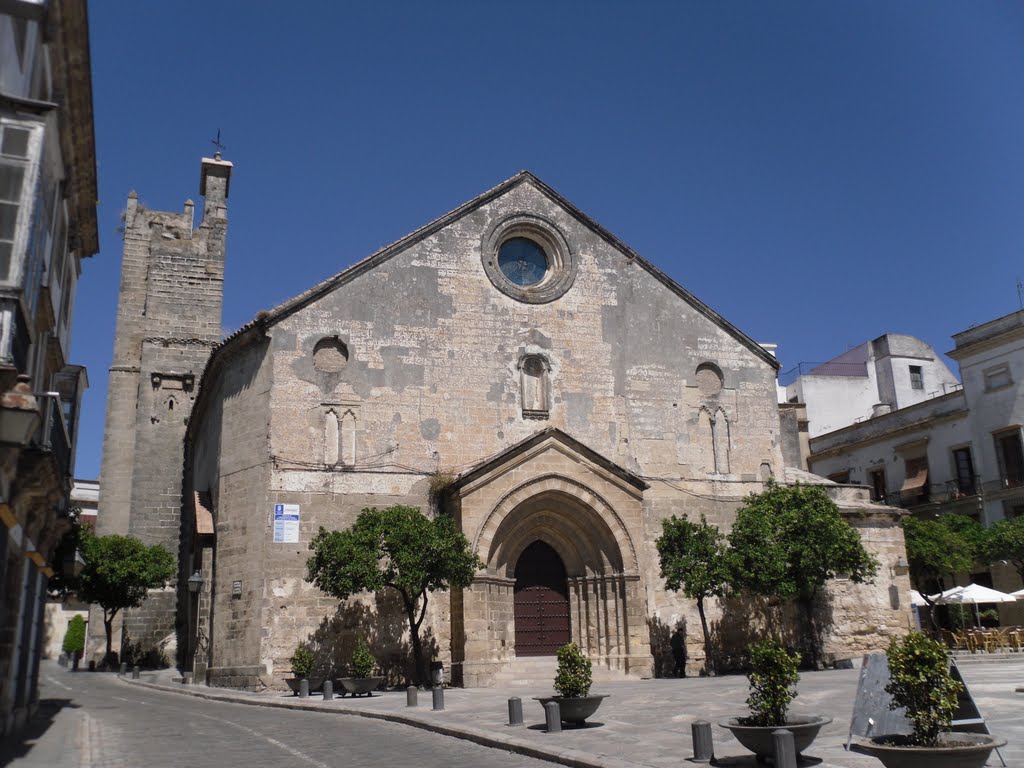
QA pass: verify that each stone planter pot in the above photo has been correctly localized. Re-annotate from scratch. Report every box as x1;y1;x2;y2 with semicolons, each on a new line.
718;715;832;759
336;676;384;697
285;676;324;695
534;695;609;725
855;732;1006;768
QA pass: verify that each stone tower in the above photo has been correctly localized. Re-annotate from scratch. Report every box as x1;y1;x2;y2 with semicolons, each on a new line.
93;155;232;661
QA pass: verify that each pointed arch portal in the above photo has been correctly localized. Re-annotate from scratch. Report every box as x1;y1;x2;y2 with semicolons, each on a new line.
514;541;571;655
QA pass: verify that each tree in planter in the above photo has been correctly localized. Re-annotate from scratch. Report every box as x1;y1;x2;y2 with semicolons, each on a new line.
290;642;315;679
306;505;481;685
903;514;978;628
655;514;731;676
884;631;962;746
729;481;878;668
62;614;86;663
350;637;376;679
744;639;800;727
77;532;176;665
554;642;592;699
984;516;1024;582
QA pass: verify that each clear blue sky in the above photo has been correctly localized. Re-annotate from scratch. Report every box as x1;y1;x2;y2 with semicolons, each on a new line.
74;1;1024;480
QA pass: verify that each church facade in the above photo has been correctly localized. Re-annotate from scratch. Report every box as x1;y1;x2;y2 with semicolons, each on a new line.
105;158;912;688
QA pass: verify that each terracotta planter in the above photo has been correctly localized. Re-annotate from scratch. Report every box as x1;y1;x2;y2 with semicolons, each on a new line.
336;676;383;697
855;732;1006;768
534;695;608;725
718;715;831;759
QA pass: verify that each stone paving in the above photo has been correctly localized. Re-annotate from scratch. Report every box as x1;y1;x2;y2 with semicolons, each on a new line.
121;657;1024;768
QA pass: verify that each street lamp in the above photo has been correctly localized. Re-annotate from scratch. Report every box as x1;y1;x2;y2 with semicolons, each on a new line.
187;570;205;594
0;375;40;445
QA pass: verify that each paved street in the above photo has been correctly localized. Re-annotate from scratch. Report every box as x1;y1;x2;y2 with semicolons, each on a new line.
3;658;1021;768
0;662;551;768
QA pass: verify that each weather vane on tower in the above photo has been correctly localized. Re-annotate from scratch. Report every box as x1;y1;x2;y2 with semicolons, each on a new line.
210;129;226;157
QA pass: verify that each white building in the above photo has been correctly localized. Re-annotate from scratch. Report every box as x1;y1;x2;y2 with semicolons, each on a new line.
807;310;1024;607
785;334;961;438
0;0;96;737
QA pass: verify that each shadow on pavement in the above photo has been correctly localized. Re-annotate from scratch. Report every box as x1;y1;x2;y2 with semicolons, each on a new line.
0;698;79;768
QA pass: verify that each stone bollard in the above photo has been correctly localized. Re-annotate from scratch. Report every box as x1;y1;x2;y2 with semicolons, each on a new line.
182;672;193;685
544;701;562;733
507;697;523;727
772;728;797;768
119;662;127;676
322;680;333;701
432;685;445;711
299;679;309;698
691;720;714;763
406;685;418;707
132;666;140;680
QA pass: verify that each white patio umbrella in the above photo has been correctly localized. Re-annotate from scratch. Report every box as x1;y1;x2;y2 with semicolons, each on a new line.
910;589;928;607
937;583;1018;604
928;585;965;602
935;583;1017;627
1011;587;1024;599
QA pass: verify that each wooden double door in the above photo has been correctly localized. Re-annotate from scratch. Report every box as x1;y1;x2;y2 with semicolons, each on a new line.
513;541;571;656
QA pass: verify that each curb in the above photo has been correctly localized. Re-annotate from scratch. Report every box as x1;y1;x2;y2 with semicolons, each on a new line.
120;677;644;768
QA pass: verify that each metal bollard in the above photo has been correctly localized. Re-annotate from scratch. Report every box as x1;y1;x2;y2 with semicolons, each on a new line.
691;719;714;763
772;728;797;768
119;662;127;676
507;697;523;726
432;685;445;711
406;685;418;707
322;680;333;701
544;701;562;733
132;666;140;680
299;678;309;698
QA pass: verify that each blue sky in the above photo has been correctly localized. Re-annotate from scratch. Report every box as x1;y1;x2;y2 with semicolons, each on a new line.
74;2;1024;480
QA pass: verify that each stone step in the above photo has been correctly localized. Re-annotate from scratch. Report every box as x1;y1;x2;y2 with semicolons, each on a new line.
492;655;636;687
951;651;1023;664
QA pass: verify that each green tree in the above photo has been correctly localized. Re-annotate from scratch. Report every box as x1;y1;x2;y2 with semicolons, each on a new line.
62;614;86;656
655;514;731;676
902;514;978;628
984;516;1024;582
728;481;878;667
77;532;176;664
306;505;482;685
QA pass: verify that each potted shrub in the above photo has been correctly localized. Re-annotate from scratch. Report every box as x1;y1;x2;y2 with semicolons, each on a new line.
718;639;831;760
285;642;323;695
534;642;608;726
855;632;1005;768
63;615;86;671
336;637;383;697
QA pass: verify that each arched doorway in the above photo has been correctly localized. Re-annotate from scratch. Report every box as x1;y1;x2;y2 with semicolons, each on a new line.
514;541;571;656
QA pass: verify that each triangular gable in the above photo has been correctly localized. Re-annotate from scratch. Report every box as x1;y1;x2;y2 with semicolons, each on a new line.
449;427;648;496
216;171;778;369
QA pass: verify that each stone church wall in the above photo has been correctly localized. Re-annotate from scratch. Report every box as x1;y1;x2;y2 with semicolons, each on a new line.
183;174;911;687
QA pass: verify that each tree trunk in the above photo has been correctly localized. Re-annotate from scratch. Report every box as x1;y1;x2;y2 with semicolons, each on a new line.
800;596;820;669
402;595;426;685
696;597;715;677
104;615;114;666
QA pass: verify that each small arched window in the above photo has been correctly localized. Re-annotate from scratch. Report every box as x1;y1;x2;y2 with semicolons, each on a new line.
519;354;550;420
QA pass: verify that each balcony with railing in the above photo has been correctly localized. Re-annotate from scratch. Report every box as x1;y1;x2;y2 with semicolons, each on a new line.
878;473;1024;511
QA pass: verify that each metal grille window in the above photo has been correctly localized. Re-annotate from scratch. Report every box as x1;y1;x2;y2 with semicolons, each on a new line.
909;365;923;390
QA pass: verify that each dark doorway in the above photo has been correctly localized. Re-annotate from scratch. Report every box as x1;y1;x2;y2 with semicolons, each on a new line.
514;540;571;656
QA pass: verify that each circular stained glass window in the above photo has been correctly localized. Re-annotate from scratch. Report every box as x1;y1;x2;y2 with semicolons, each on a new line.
498;237;548;287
